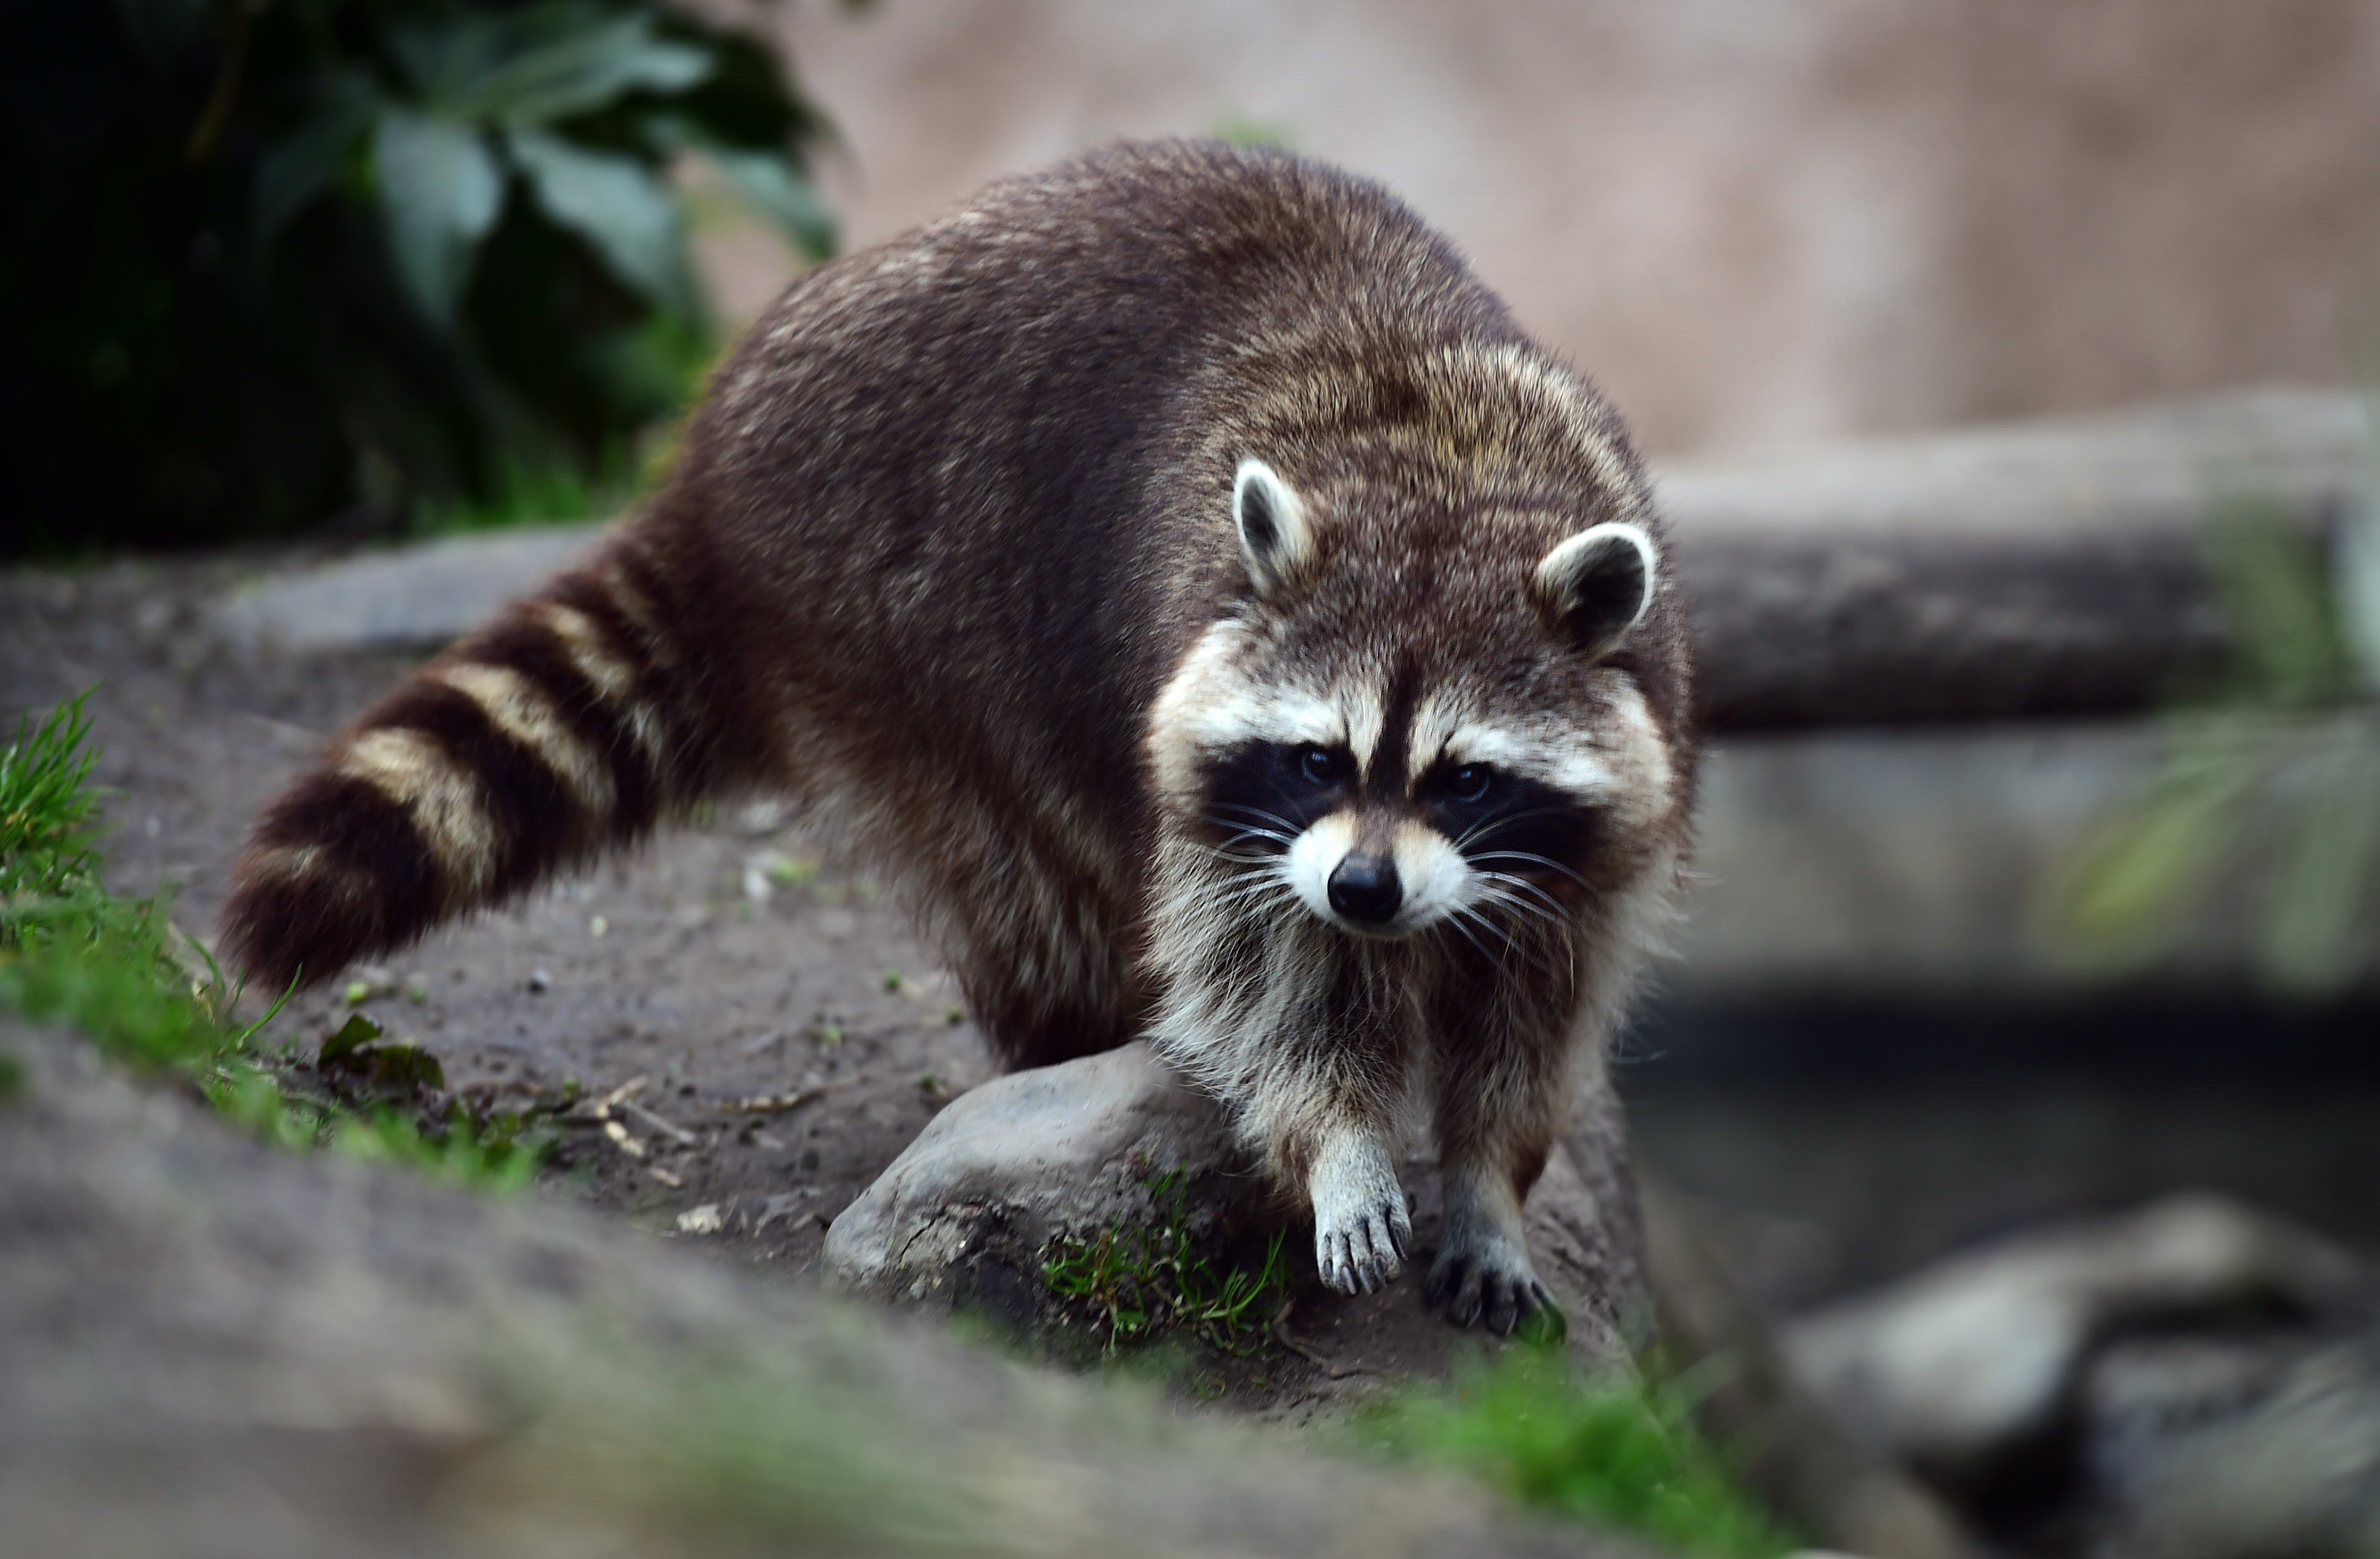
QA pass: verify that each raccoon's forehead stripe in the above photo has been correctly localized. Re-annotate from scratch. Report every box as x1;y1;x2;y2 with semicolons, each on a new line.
1404;692;1475;783
1342;680;1386;770
1358;661;1424;789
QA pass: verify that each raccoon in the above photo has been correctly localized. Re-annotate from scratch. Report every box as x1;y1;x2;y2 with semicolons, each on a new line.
221;139;1696;1332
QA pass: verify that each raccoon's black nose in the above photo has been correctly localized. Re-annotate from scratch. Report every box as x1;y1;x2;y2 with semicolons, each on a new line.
1328;854;1402;924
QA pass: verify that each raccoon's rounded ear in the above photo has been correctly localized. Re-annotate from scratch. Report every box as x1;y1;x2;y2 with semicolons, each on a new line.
1533;521;1657;658
1233;459;1312;597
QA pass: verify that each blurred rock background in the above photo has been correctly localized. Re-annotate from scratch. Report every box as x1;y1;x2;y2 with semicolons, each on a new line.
697;0;2380;457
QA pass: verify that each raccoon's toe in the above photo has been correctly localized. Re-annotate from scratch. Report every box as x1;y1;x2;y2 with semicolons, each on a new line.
1426;1244;1561;1336
1315;1196;1411;1295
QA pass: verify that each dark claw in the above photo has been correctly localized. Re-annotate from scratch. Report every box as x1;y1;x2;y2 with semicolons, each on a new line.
1427;1250;1569;1335
1484;1275;1522;1336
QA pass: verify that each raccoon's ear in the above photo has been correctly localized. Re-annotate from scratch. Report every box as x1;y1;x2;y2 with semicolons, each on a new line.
1233;459;1313;596
1533;521;1657;658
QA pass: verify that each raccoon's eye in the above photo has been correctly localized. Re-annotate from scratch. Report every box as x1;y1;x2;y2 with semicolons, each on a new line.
1297;745;1347;786
1447;763;1494;805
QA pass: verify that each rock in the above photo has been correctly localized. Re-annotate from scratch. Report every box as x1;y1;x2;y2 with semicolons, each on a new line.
2084;1332;2380;1559
0;1014;1650;1559
822;1041;1244;1317
1641;1178;1983;1559
822;1040;1649;1380
211;523;604;653
1783;1193;2368;1490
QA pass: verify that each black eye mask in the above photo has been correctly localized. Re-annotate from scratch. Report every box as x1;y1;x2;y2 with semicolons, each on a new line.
1202;741;1354;852
1421;765;1597;873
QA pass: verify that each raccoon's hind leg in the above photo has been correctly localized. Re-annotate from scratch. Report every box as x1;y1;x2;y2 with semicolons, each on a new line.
1425;1022;1566;1333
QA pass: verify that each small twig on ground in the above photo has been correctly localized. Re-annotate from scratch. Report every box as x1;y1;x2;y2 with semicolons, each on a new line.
1269;1297;1373;1380
617;1098;697;1145
721;1075;858;1115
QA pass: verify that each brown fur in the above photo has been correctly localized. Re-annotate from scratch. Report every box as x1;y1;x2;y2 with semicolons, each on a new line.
219;139;1698;1328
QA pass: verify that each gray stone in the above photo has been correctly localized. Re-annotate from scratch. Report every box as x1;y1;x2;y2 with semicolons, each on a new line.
1783;1193;2369;1483
822;1040;1648;1376
212;523;604;653
822;1040;1244;1310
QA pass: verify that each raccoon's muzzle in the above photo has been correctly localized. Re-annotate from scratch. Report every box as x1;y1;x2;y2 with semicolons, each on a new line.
1326;852;1401;924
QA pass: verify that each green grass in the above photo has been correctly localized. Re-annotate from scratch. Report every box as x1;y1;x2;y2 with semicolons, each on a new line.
407;448;638;538
1356;1346;1798;1558
1042;1167;1290;1357
0;691;542;1188
0;694;104;906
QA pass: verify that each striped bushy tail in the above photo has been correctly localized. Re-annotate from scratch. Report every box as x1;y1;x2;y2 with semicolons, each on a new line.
220;529;747;993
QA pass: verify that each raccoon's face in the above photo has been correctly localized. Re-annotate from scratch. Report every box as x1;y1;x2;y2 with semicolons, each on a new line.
1151;457;1677;943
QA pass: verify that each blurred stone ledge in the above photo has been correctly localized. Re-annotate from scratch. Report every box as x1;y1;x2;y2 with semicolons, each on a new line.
1672;385;2363;731
209;387;2367;733
0;1012;1650;1559
1678;721;2157;1000
213;522;609;656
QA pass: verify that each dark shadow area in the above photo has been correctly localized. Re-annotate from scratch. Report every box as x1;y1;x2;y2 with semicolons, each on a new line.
1622;992;2380;1311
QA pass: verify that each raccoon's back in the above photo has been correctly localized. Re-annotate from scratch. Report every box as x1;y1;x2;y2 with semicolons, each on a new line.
685;140;1522;802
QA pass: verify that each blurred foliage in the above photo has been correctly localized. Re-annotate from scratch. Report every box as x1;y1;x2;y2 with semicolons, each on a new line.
1357;1345;1797;1558
2050;457;2380;996
407;436;634;536
1210;115;1294;149
0;0;834;555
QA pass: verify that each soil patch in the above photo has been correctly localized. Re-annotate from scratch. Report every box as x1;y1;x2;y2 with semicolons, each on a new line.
3;555;1007;1283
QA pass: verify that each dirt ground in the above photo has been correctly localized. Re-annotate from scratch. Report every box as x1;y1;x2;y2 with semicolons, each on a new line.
1;554;998;1283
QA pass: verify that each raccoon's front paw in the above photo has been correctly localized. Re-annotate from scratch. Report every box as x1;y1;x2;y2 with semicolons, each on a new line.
1426;1231;1559;1335
1308;1131;1412;1295
1315;1191;1412;1295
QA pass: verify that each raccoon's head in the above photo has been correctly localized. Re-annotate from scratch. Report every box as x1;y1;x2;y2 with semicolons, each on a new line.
1150;455;1681;944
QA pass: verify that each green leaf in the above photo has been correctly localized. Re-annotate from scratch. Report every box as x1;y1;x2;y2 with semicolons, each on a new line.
395;7;713;127
319;1013;383;1067
358;1041;447;1093
507;128;697;319
372;108;505;325
2257;720;2380;995
2338;501;2380;696
2052;735;2252;954
705;146;835;259
251;74;376;251
2204;504;2351;705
